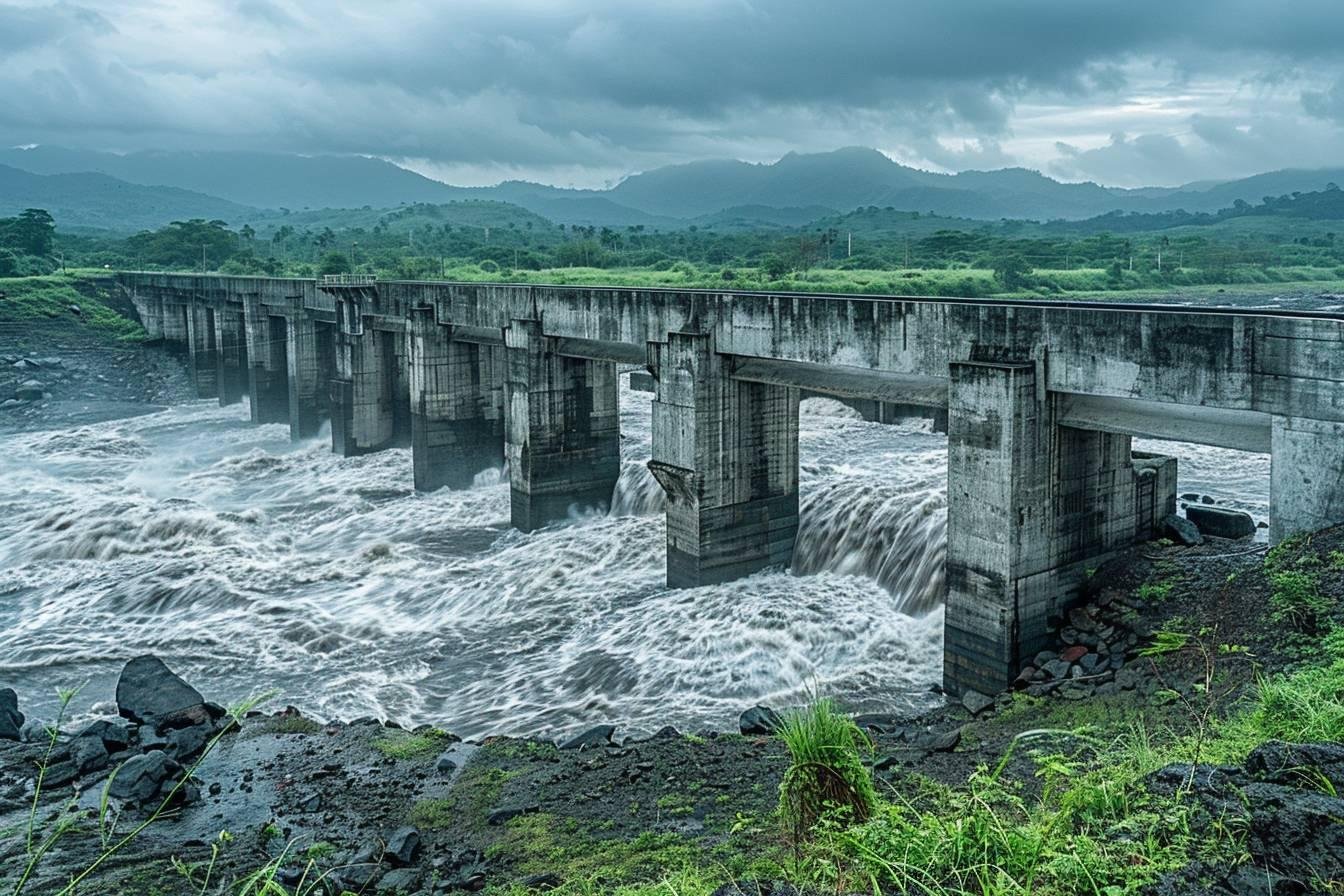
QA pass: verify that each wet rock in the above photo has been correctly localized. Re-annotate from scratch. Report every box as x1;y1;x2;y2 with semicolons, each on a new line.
1060;645;1088;663
20;718;49;744
14;380;44;401
116;655;206;727
1078;653;1101;675
75;719;131;753
1012;666;1036;689
1184;506;1256;540
164;722;212;760
385;825;420;866
1245;782;1344;880
70;735;109;775
1162;514;1203;546
960;689;994;715
298;792;322;812
1247;740;1344;791
739;706;783;736
1058;682;1094;700
376;868;421;893
910;728;960;752
650;725;681;739
109;751;181;805
1041;658;1071;680
42;758;80;788
0;688;22;741
559;725;615;751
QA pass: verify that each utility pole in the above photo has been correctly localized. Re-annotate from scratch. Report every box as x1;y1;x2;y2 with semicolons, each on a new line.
847;231;852;258
201;245;207;273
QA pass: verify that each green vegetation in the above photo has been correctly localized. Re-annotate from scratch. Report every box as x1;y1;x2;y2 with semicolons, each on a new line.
0;274;145;340
1269;570;1329;634
777;697;877;841
371;727;453;759
15;181;1344;303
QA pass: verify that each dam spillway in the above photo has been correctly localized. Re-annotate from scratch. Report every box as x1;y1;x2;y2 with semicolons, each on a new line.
118;272;1344;696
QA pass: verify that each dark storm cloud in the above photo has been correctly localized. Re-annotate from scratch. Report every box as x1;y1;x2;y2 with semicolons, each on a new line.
2;0;1344;186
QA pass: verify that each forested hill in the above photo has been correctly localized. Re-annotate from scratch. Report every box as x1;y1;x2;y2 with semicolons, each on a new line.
0;164;256;231
6;145;1344;228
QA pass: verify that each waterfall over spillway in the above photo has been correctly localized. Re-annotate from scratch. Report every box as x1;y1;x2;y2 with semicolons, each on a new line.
0;377;1268;739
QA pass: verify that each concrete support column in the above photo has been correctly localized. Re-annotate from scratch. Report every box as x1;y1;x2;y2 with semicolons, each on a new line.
944;361;1051;697
408;307;505;491
285;313;329;441
648;331;800;587
504;318;620;530
1271;415;1344;542
242;294;290;425
137;294;166;340
160;301;189;354
332;324;411;456
184;305;219;399
943;361;1163;695
213;306;248;406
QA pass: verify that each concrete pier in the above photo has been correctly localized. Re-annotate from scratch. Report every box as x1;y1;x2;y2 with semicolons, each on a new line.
649;331;800;586
119;273;1344;695
407;307;505;491
242;294;290;425
505;318;620;530
184;305;219;399
943;362;1174;694
285;313;332;440
213;306;248;406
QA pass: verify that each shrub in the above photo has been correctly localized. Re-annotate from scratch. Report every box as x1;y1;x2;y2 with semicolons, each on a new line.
777;697;876;842
1269;570;1330;633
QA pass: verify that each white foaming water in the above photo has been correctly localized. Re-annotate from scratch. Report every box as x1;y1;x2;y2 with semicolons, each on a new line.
0;380;1268;738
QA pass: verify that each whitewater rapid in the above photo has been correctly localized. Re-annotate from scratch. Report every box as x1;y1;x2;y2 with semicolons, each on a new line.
0;377;1268;738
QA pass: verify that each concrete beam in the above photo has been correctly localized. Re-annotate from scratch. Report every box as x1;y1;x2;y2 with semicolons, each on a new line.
1056;393;1271;453
505;318;620;530
732;357;947;409
649;331;800;587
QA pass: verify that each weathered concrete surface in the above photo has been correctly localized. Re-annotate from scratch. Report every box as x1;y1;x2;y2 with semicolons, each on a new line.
116;273;1344;694
650;331;800;586
505;318;619;530
407;306;505;491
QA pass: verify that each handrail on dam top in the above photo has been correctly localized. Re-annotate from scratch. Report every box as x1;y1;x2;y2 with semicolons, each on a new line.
320;274;377;286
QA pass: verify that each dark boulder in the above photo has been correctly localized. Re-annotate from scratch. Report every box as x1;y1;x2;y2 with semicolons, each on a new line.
739;706;783;736
70;735;110;775
487;803;540;826
1246;740;1344;792
115;655;206;727
1185;506;1257;540
1245;782;1344;881
0;688;22;741
1162;514;1203;546
960;689;994;715
385;826;420;866
558;724;615;751
76;719;131;753
109;751;181;805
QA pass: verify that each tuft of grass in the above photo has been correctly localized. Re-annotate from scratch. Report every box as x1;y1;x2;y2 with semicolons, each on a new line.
776;698;877;844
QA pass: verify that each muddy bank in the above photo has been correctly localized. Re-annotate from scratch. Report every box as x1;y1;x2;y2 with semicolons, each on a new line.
4;525;1343;895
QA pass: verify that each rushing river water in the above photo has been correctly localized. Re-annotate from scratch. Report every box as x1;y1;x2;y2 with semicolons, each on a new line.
0;376;1269;739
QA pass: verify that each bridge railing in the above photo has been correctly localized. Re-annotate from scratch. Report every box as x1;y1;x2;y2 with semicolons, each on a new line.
321;274;377;286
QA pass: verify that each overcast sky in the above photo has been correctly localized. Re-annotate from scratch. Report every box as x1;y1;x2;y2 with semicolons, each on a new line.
3;0;1344;189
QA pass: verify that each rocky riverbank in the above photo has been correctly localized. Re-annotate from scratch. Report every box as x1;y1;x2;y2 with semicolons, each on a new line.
4;524;1344;895
0;275;195;432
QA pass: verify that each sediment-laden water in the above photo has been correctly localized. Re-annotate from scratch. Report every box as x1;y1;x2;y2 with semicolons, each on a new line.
0;377;1268;738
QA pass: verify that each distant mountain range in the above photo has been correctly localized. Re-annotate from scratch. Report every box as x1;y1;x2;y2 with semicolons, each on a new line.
3;145;1344;232
0;163;255;230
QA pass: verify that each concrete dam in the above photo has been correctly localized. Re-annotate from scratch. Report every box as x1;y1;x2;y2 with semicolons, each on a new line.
117;272;1344;697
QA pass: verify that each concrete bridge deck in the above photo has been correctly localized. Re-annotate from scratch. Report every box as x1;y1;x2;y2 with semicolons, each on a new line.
116;272;1344;696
